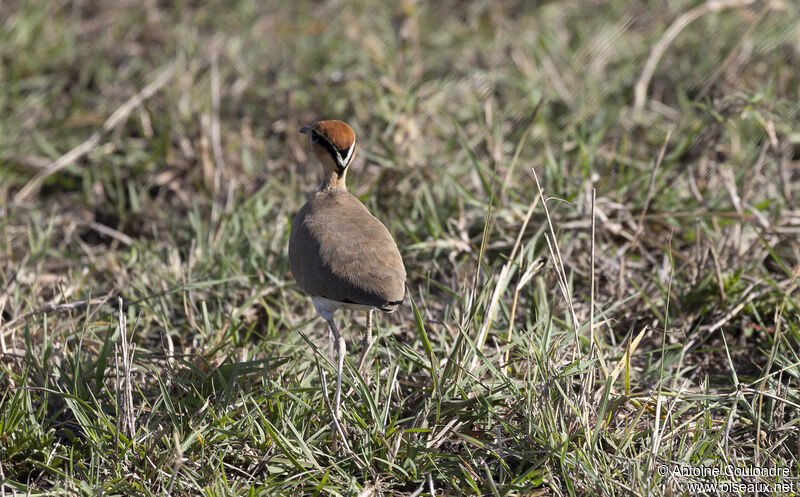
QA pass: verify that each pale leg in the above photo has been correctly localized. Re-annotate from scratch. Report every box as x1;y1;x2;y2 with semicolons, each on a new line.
356;309;375;372
328;326;335;363
313;296;338;365
325;317;346;422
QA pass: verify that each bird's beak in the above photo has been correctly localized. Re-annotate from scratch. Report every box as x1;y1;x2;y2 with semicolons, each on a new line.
299;126;310;134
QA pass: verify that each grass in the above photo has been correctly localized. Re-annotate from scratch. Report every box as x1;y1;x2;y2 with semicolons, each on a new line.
1;0;799;495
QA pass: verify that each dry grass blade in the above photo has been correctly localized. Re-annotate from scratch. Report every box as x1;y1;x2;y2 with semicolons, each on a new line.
0;253;30;353
531;166;581;354
80;220;134;246
468;193;541;373
580;188;599;434
468;98;546;373
13;64;176;202
698;284;770;333
468;263;512;373
631;129;672;253
2;297;109;335
607;326;647;390
634;0;757;111
589;189;596;359
117;297;136;439
503;254;545;373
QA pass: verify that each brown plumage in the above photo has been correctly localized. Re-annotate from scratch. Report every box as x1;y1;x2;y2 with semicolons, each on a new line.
289;189;406;310
307;120;355;152
288;119;405;431
289;120;405;307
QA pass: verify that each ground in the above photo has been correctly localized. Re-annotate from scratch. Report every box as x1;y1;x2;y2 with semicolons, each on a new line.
1;1;799;495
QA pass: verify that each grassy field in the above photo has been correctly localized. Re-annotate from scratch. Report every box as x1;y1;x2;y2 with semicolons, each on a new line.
1;0;799;495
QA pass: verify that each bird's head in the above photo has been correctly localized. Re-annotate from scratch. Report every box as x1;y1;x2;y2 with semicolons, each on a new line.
300;120;357;178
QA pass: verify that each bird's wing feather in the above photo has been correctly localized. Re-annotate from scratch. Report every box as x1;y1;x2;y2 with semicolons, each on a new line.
289;189;406;309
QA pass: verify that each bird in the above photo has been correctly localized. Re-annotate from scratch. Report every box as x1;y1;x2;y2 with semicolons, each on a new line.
288;119;406;428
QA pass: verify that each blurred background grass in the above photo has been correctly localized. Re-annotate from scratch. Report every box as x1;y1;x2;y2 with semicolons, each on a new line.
1;0;799;495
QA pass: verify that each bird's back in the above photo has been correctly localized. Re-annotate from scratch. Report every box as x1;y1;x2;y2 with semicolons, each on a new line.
289;189;406;311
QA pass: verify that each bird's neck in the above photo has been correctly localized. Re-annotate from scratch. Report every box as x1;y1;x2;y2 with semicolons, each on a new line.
319;169;348;191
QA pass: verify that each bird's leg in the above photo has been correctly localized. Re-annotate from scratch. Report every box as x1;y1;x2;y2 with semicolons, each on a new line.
328;326;335;364
356;309;375;372
325;317;346;424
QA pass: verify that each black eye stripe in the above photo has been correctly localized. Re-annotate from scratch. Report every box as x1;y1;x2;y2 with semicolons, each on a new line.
311;130;353;169
311;130;338;158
